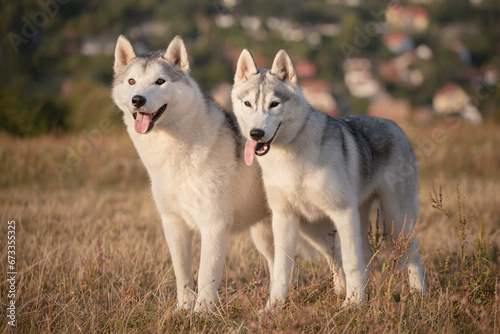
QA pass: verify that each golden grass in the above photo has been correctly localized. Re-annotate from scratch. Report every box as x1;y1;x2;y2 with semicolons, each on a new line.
1;121;499;333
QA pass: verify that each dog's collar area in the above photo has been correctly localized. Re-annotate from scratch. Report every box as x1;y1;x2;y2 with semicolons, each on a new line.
255;122;281;156
132;103;167;133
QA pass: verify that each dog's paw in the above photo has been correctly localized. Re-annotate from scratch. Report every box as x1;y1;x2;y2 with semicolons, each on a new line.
193;300;215;314
176;289;196;311
257;308;269;317
175;300;194;312
332;273;346;296
341;297;362;309
257;299;284;316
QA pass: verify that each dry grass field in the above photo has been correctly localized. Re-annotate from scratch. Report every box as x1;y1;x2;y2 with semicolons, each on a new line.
1;119;500;333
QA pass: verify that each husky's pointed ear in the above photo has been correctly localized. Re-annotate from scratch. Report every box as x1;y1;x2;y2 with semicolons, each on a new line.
163;35;190;73
114;35;136;74
270;49;297;85
235;49;258;83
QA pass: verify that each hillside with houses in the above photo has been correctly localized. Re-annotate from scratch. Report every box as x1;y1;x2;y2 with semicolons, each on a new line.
1;0;499;135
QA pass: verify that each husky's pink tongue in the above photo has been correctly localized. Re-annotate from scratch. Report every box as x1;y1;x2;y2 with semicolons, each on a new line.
244;140;258;166
134;113;152;134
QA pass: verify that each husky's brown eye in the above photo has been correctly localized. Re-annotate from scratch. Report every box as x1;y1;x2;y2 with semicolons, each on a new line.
269;101;280;108
128;78;136;85
156;79;165;85
244;101;251;107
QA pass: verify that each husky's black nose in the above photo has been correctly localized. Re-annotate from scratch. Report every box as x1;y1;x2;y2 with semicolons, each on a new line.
250;129;265;141
132;95;146;108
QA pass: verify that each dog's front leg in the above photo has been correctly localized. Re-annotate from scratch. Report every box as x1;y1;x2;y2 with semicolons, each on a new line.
267;209;299;310
161;214;196;310
194;222;229;312
327;205;367;305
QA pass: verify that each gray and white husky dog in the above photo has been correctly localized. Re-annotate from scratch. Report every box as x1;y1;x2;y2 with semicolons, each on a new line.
112;35;343;311
232;49;426;308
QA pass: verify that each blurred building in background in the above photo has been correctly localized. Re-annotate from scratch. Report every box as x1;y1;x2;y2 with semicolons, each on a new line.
2;0;499;135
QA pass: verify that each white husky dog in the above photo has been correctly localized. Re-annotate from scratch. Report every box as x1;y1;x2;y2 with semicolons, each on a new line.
112;35;343;311
231;49;426;308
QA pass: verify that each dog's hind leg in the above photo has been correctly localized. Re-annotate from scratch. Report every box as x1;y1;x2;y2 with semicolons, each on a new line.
298;218;346;295
379;184;426;295
250;218;275;281
359;198;375;273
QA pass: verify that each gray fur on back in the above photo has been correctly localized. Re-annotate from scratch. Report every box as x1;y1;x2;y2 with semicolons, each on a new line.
312;112;416;184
